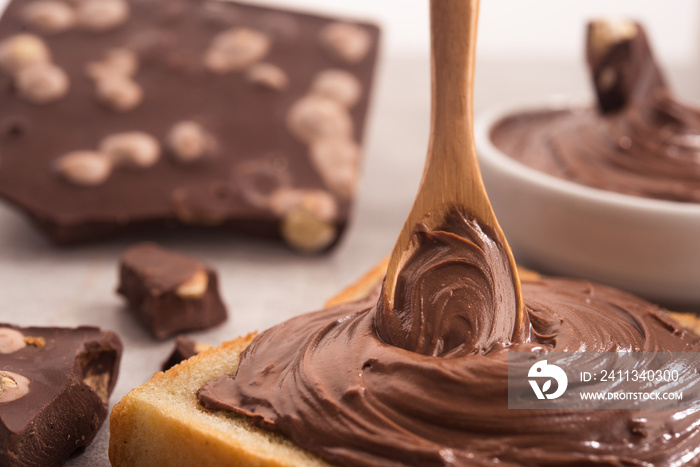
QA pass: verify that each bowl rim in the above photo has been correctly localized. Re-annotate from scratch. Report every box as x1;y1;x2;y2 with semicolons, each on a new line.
474;95;700;216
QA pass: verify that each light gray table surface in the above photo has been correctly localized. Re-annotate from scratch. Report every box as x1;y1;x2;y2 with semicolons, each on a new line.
1;55;698;465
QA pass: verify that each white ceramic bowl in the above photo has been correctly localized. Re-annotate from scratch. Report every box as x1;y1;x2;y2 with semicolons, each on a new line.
475;96;700;309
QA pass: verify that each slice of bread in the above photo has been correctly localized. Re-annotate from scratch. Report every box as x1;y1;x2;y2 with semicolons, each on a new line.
109;261;699;466
109;332;332;466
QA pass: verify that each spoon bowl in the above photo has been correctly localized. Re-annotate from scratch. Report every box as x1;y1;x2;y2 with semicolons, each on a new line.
383;0;524;340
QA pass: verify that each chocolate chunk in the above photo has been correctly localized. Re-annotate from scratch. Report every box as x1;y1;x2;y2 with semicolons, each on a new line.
161;335;211;371
586;19;666;113
117;243;228;339
0;0;380;247
0;324;122;466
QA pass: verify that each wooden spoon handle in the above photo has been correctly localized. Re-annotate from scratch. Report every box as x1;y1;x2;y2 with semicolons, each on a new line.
428;0;481;191
385;0;489;306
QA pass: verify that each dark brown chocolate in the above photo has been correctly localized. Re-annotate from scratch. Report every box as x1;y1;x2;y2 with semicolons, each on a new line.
586;19;666;113
0;0;380;250
161;335;210;371
117;242;227;339
0;324;122;467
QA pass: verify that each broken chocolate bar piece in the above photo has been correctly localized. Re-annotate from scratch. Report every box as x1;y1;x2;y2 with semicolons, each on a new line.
586;19;666;113
0;324;122;467
117;243;227;339
161;335;212;371
0;0;380;250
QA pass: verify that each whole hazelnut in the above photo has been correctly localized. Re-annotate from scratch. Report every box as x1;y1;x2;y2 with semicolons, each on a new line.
320;22;372;64
176;270;208;299
268;187;338;223
0;328;26;354
311;69;362;108
204;27;271;74
281;204;337;254
15;61;69;104
286;95;353;144
587;19;638;64
309;138;360;198
247;62;288;91
77;0;130;33
166;121;210;163
0;33;51;75
55;150;113;186
86;48;138;80
22;0;76;34
0;371;30;403
99;131;161;168
96;75;143;112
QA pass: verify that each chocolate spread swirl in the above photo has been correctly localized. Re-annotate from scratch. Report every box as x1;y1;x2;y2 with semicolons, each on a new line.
491;21;700;204
198;210;700;466
491;93;700;203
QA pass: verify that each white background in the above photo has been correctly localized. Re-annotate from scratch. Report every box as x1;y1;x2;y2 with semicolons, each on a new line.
255;0;700;64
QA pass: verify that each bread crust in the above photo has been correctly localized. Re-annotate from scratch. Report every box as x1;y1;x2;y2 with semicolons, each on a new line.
110;260;698;466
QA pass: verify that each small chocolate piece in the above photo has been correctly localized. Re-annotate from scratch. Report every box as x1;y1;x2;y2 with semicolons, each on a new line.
586;19;666;113
161;336;212;371
117;243;228;339
0;0;380;247
0;324;122;466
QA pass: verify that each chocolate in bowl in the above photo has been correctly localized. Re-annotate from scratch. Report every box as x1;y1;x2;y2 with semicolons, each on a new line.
475;20;700;307
487;20;700;205
489;96;700;204
475;95;700;308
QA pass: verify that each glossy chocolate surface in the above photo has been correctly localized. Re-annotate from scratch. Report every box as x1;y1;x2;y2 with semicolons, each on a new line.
198;211;700;466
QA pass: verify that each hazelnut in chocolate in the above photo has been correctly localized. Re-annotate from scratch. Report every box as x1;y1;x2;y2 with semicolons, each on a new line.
117;243;227;339
0;324;122;466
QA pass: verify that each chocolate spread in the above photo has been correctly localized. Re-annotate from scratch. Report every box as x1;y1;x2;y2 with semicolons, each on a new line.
491;94;700;203
198;209;700;466
491;21;700;204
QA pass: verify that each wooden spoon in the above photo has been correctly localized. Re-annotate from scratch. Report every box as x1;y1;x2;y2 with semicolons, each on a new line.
383;0;524;334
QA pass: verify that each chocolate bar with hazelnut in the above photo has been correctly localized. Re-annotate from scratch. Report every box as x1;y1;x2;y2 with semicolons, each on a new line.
117;243;228;339
586;19;666;113
0;324;122;467
0;0;380;252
